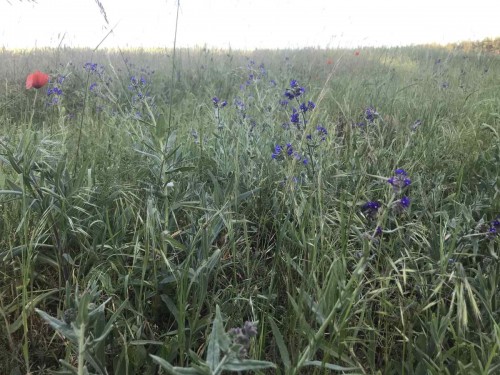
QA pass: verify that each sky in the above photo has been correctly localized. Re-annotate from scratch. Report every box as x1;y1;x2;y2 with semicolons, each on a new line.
0;0;499;50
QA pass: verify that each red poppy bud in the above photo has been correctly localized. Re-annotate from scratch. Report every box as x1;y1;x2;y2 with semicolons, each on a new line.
354;51;360;56
26;71;49;90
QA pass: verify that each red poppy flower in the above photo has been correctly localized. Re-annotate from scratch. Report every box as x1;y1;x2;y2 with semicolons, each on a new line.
326;58;333;65
354;51;360;56
26;70;49;89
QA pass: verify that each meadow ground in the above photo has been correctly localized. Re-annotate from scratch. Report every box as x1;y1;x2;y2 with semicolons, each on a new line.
0;45;499;374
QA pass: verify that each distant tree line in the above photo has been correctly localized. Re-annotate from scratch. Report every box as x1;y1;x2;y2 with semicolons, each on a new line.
445;37;500;54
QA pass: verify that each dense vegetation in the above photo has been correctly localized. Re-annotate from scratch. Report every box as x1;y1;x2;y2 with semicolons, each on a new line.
441;37;500;54
0;45;499;374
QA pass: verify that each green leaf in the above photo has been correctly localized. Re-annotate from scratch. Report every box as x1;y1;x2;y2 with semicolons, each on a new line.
268;317;291;370
0;190;23;196
303;360;359;372
59;359;78;374
35;308;78;343
92;299;127;344
206;305;230;371
161;294;180;324
150;355;205;375
165;166;195;174
222;359;276;372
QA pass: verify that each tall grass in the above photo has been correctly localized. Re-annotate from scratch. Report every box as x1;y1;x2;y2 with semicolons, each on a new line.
0;45;499;374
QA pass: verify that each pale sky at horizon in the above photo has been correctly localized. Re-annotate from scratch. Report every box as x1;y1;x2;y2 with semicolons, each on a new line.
0;0;499;50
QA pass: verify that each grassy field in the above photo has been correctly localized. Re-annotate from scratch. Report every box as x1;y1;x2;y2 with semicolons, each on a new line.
0;45;499;375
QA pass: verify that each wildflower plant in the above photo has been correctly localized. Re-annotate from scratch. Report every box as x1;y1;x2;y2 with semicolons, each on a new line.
151;306;275;375
362;200;381;221
387;168;412;193
82;61;116;115
212;96;227;129
234;59;280;134
385;168;412;217
273;79;323;181
46;75;65;106
282;79;311;131
127;72;157;121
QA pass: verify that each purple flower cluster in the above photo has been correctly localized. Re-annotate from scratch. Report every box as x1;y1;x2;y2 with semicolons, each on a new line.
290;108;300;124
46;76;65;106
272;143;308;165
84;62;105;76
388;169;412;193
241;60;269;88
212;96;227;108
84;61;114;103
228;321;258;359
362;200;381;220
399;196;411;210
387;168;412;212
365;107;379;123
282;80;316;131
488;217;500;238
299;101;316;113
306;125;328;142
129;75;147;88
47;87;62;96
284;79;306;100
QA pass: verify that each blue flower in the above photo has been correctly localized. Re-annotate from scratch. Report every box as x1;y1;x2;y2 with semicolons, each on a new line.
363;201;381;211
235;99;245;111
488;217;500;238
290;109;300;124
365;107;379;122
47;87;63;96
212;97;227;108
272;144;282;159
307;101;316;111
400;196;411;208
284;80;306;100
299;102;308;113
362;200;381;219
89;82;98;92
316;126;327;140
388;169;411;192
84;62;98;72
